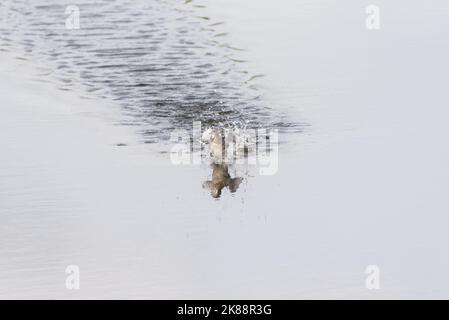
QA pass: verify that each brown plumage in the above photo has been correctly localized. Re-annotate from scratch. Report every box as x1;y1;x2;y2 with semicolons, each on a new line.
203;164;243;198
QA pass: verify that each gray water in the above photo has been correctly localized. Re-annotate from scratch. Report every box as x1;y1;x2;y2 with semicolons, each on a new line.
0;0;299;145
1;0;449;299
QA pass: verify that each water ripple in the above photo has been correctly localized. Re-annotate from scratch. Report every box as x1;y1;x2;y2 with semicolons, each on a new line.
0;0;301;145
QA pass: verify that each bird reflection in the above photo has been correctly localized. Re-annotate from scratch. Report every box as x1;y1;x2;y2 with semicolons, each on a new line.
201;128;244;198
203;163;243;198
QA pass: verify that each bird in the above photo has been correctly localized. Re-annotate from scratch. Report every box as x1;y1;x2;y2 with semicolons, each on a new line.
201;127;249;163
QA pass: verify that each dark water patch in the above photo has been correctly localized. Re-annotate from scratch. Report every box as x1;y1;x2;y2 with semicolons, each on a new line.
0;0;303;148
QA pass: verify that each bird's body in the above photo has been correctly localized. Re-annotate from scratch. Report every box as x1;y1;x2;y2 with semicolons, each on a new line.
201;127;244;197
201;127;248;163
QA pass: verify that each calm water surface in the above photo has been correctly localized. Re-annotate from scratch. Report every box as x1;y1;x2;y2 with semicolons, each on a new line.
1;0;449;299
